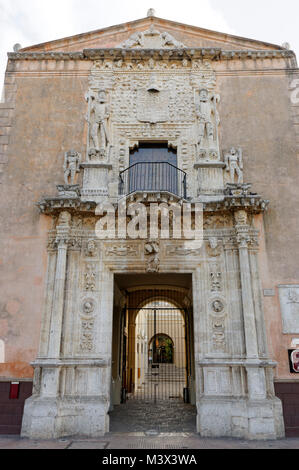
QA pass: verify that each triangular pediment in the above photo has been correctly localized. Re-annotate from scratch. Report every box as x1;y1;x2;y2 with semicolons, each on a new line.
21;16;285;53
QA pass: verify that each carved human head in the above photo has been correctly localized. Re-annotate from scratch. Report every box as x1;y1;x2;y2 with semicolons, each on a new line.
209;237;218;250
212;300;224;313
98;90;107;102
199;89;209;101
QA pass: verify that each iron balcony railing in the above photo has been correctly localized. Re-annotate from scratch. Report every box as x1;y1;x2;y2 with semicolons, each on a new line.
119;162;187;199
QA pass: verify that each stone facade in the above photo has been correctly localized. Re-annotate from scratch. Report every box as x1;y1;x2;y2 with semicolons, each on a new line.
0;14;298;439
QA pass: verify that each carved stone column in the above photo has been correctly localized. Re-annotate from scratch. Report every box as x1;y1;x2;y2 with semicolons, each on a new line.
234;210;268;402
234;210;259;360
48;213;71;358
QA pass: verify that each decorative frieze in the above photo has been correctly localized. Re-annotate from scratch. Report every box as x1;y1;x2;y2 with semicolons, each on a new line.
8;48;294;63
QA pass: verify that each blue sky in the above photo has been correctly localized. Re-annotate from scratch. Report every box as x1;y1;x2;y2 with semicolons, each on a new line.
1;0;298;92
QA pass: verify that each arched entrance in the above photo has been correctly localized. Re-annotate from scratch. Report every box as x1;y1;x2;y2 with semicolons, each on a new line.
149;334;174;364
133;299;187;402
110;276;197;433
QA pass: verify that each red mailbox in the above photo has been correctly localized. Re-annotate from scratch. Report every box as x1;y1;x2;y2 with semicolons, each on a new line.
9;382;20;400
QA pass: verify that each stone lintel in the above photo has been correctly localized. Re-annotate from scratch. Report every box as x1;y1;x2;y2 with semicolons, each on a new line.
81;162;113;170
194;162;226;169
197;359;277;368
31;359;109;368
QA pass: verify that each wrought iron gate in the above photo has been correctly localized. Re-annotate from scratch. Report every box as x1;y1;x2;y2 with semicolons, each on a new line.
121;299;191;404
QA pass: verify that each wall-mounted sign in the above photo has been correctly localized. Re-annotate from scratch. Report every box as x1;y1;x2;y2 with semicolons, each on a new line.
289;349;299;373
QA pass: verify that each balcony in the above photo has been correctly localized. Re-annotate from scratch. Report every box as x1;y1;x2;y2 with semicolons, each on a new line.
119;162;187;199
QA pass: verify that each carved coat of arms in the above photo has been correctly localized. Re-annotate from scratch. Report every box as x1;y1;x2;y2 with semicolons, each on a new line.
137;88;170;124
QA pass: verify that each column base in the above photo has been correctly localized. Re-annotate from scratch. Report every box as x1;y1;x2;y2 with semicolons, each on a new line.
21;396;109;439
197;397;285;440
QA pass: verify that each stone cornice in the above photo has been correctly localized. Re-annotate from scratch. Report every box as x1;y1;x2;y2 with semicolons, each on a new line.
7;48;295;62
38;197;97;215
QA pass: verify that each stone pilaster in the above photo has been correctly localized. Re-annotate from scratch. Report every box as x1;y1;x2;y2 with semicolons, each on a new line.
234;212;259;360
48;229;70;358
234;210;267;400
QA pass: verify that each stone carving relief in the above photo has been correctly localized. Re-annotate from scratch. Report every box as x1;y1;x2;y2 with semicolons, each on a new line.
57;211;72;227
196;89;216;150
165;243;202;257
144;240;160;272
137;74;170;124
209;297;227;352
121;26;185;49
86;89;111;159
204;215;232;230
79;298;96;352
234;209;248;226
211;299;225;314
225;148;244;184
85;239;98;258
206;238;222;258
211;317;226;351
84;263;96;291
105;244;139;257
63;150;81;185
210;262;223;292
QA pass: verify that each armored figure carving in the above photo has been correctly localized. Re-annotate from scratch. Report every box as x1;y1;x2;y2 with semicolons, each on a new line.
88;90;110;153
196;89;216;151
63;150;81;185
225;147;243;184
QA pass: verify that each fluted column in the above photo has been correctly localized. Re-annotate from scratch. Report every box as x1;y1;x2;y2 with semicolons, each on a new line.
235;210;266;400
48;211;71;359
235;210;259;359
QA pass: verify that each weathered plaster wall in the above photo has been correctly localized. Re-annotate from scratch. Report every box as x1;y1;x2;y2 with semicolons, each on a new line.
0;66;89;378
215;64;299;378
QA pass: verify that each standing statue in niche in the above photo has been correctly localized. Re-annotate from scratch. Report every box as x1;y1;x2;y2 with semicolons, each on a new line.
88;90;110;154
225;147;243;184
63;150;81;185
196;88;217;151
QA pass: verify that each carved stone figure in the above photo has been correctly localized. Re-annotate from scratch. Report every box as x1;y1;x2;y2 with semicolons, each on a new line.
196;89;215;151
63;150;81;185
122;32;144;48
161;32;184;48
82;299;95;315
85;239;97;257
225;147;243;184
212;300;224;313
88;90;110;153
144;241;160;273
210;264;222;292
